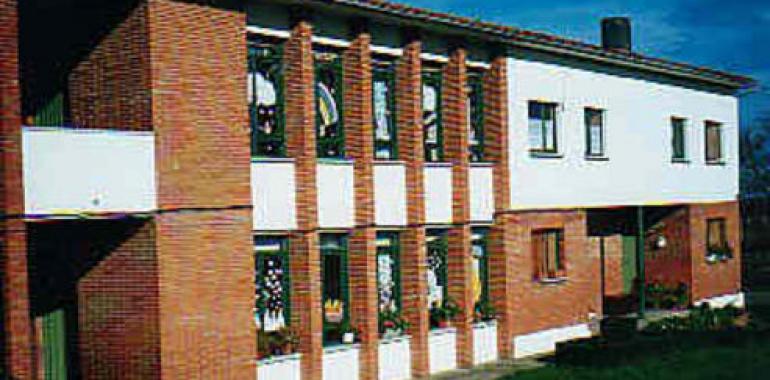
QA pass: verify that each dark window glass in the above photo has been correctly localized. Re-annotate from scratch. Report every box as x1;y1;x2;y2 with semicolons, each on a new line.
373;64;398;160
705;121;723;163
672;117;687;161
423;70;443;162
248;44;285;157
376;232;401;313
254;236;290;332
585;108;605;157
468;73;485;162
321;234;349;344
426;230;448;310
528;101;559;153
532;229;565;280
471;228;489;308
315;53;345;158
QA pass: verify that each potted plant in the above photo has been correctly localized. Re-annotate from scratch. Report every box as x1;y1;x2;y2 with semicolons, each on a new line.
340;321;358;344
278;328;299;355
379;310;410;338
707;243;732;263
430;298;460;329
474;300;496;323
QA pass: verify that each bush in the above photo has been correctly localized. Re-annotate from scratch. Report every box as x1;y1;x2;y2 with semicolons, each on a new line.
645;282;689;310
644;304;741;334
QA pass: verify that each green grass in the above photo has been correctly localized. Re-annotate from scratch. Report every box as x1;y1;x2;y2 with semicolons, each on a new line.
504;332;770;380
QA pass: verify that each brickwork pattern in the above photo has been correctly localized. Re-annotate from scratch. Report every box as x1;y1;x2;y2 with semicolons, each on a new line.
689;201;742;302
598;235;626;298
645;208;692;291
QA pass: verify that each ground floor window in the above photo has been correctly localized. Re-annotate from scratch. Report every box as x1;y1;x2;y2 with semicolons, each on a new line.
706;218;731;262
377;232;408;336
532;229;566;281
471;228;494;321
255;236;290;332
427;230;456;328
321;233;350;344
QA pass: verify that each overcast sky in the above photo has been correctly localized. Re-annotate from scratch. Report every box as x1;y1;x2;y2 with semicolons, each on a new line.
401;0;770;129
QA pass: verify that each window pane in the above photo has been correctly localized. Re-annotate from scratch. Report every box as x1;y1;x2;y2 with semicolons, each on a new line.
533;229;565;279
468;74;484;162
423;72;442;162
672;118;686;159
255;237;289;332
586;109;604;156
373;65;397;160
321;234;347;328
426;232;447;309
706;122;722;162
471;229;488;307
249;44;285;157
315;54;345;158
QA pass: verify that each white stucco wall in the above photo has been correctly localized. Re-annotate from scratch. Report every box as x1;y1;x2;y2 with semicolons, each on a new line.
378;337;411;380
428;328;457;375
22;127;156;216
424;164;453;225
252;159;297;231
507;58;739;210
470;164;495;222
374;162;407;227
323;345;360;380
317;161;356;229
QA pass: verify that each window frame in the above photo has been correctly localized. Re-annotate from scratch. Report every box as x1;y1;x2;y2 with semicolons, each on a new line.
471;228;490;308
373;63;398;160
254;236;291;332
376;232;402;320
704;120;724;164
315;52;346;159
320;233;350;345
706;218;731;261
426;230;449;311
422;70;444;162
528;101;560;156
468;72;485;162
248;42;286;158
532;229;566;282
584;107;606;159
671;117;689;163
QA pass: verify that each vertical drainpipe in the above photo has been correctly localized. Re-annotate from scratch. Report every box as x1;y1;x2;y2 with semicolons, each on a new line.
637;206;646;318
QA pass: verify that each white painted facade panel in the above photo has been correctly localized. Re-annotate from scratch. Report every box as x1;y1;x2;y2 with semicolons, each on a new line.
513;323;592;359
317;162;356;229
428;328;457;375
252;160;297;231
507;58;739;210
374;162;407;227
469;164;495;222
323;345;360;380
257;354;302;380
22;127;156;216
472;321;498;365
378;337;411;380
694;292;745;308
424;164;453;225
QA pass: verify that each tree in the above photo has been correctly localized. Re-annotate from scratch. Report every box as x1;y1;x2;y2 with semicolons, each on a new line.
740;116;770;196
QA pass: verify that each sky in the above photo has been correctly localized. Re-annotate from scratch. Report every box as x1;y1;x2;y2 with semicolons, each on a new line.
400;0;770;130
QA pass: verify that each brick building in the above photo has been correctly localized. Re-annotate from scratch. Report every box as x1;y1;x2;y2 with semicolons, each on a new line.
1;1;753;379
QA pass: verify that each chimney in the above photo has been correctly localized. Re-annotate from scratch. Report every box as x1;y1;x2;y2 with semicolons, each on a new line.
601;17;632;52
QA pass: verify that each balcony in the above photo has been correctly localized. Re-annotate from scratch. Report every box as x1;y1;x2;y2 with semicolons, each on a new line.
22;127;157;218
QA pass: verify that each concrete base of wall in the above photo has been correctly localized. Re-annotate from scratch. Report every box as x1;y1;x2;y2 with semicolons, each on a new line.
694;292;745;309
513;323;592;359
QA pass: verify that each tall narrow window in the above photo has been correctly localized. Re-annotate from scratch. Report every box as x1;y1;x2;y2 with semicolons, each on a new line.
468;72;485;162
532;229;565;280
705;121;723;164
528;101;559;154
426;230;448;312
423;70;443;162
471;228;490;309
377;232;401;314
321;234;349;344
255;236;290;332
671;117;688;162
315;52;345;158
584;108;605;158
248;43;285;157
373;63;397;160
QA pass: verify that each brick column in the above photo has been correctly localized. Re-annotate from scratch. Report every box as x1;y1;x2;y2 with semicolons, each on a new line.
396;37;430;378
483;56;514;358
343;31;379;380
146;1;256;378
284;20;324;380
442;48;474;368
0;0;35;377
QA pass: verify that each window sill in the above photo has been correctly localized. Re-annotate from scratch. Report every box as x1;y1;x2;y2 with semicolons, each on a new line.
379;334;411;345
256;352;301;366
584;155;609;162
537;277;568;285
472;320;498;329
705;160;727;166
318;157;354;165
424;162;453;168
374;159;407;166
529;151;563;159
251;156;295;163
323;343;361;353
671;158;691;164
429;327;457;336
470;161;496;168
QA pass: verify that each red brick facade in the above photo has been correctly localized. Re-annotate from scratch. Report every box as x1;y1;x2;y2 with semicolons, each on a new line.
689;201;742;302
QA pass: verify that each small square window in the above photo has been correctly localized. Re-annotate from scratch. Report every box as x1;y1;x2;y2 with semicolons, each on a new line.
528;101;559;154
532;229;566;281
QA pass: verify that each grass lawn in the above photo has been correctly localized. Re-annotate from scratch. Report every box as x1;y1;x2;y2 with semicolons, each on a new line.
505;332;770;380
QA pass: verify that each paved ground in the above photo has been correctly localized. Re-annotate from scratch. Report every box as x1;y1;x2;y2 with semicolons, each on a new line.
432;358;546;380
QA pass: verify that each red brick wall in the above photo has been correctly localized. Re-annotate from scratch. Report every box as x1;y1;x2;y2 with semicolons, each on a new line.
0;0;35;376
599;235;626;298
69;2;152;131
645;208;692;290
343;32;379;380
443;48;474;368
77;220;161;380
689;201;742;302
284;20;324;380
396;38;430;378
507;210;602;337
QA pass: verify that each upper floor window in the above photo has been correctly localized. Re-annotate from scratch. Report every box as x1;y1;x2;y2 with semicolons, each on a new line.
528;101;559;155
315;52;345;159
584;108;605;158
248;43;285;157
321;233;349;344
373;63;398;160
468;72;485;162
423;70;444;162
671;117;688;162
532;229;565;281
254;236;290;333
705;121;724;164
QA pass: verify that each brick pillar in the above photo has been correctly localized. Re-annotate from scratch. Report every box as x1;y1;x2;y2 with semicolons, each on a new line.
146;1;255;378
343;32;379;380
284;20;323;380
442;48;474;368
396;38;430;378
483;56;514;358
0;0;35;377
